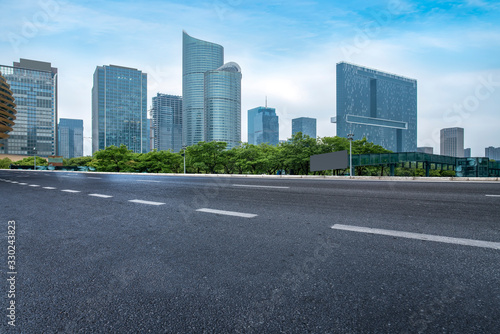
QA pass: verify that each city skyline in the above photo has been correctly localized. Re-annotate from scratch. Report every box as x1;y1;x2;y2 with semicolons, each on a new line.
1;1;499;156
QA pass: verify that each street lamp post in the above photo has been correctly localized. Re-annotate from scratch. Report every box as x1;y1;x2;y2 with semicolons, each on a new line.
347;134;354;178
182;146;187;174
33;147;37;170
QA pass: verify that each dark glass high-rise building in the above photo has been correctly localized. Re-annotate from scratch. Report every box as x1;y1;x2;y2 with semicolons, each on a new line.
182;31;223;147
0;59;58;156
151;93;182;152
58;118;83;159
92;65;147;154
292;117;316;138
336;62;417;152
204;62;242;149
248;107;279;146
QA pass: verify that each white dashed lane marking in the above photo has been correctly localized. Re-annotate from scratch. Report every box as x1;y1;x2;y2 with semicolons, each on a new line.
29;185;40;187
61;189;81;193
196;208;258;218
89;194;113;198
331;224;500;250
486;195;500;197
128;199;165;206
233;184;290;189
43;187;57;190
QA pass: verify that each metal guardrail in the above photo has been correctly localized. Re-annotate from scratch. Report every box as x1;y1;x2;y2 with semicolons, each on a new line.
9;165;95;172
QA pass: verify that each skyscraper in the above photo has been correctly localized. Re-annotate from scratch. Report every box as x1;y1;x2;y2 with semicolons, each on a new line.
204;62;242;149
485;146;500;160
0;59;58;156
440;127;464;157
248;107;279;146
336;62;417;152
182;31;223;147
58;118;83;159
151;93;183;152
92;65;147;154
292;117;316;138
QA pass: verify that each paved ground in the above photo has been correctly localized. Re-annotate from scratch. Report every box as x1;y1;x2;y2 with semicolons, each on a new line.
1;169;499;333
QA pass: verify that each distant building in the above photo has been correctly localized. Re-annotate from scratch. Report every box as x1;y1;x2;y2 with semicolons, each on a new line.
148;118;154;152
440;127;464;157
58;119;83;159
204;62;242;149
92;65;147;154
417;147;434;154
0;59;58;156
0;72;16;149
464;148;471;158
248;107;279;146
151;94;182;152
485;146;500;160
292;117;316;138
182;31;223;147
336;62;417;152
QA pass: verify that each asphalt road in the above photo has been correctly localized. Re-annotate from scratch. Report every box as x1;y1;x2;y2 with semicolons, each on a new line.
1;170;499;333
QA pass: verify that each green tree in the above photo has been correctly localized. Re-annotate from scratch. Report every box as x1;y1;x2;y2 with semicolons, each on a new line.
67;156;94;166
14;156;48;166
0;158;12;169
186;141;227;173
92;145;134;172
135;150;182;173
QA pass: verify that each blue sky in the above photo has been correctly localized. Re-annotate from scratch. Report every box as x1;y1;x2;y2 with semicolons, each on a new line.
1;0;499;156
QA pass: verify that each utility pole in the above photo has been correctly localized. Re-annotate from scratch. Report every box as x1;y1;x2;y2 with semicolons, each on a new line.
347;134;354;178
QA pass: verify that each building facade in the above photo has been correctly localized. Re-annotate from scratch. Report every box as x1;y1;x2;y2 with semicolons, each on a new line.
336;62;417;152
417;147;434;154
248;107;279;146
0;59;58;156
92;65;147;154
292;117;316;138
440;127;464;157
0;72;16;148
204;62;242;149
464;148;471;158
182;31;223;147
485;146;500;160
151;93;183;152
58;118;83;159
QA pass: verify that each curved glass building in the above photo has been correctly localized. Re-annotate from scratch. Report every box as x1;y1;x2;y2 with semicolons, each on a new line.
182;31;223;147
0;72;17;148
204;62;242;149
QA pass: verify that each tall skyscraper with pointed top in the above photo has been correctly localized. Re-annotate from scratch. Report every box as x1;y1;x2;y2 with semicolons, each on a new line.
182;31;241;148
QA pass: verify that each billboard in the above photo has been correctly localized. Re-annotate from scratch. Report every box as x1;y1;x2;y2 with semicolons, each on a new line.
310;150;348;172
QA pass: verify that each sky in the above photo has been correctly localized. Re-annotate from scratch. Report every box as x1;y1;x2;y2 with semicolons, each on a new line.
1;0;499;156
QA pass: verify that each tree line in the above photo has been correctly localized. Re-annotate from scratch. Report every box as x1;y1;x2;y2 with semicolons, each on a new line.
2;133;456;176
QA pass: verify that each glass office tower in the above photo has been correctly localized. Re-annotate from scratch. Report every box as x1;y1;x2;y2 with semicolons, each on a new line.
0;59;58;156
151;93;183;152
58;118;83;159
182;31;223;147
336;62;417;152
292;117;316;139
440;127;464;157
92;65;147;154
248;107;279;146
204;62;242;149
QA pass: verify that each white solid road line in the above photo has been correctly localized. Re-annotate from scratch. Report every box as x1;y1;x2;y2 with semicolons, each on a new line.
486;195;500;197
87;177;102;179
196;208;258;218
61;189;81;193
233;184;290;189
331;224;500;250
43;187;57;190
128;199;165;206
137;180;161;183
89;194;113;198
